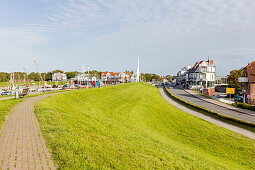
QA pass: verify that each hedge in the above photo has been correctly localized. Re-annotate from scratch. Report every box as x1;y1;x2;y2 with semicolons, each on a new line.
233;102;255;111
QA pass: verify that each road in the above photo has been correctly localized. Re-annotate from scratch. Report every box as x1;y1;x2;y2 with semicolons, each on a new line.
159;87;255;140
166;85;255;124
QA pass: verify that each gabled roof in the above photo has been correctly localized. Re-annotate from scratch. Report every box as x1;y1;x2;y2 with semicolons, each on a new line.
194;60;204;69
245;60;255;69
108;72;114;76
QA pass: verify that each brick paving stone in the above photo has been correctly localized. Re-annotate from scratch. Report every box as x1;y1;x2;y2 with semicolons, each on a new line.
0;95;58;169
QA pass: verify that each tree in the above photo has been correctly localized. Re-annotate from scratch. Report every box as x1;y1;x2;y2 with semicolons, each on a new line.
45;72;53;81
143;73;162;82
227;69;244;93
166;75;172;82
52;70;64;73
65;71;79;79
28;72;40;81
89;70;101;78
0;72;10;82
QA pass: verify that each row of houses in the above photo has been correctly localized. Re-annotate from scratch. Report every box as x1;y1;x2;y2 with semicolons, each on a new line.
175;59;216;90
52;72;137;85
175;58;255;105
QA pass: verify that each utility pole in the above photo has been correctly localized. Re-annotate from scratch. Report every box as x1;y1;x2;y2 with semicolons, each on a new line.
23;68;27;87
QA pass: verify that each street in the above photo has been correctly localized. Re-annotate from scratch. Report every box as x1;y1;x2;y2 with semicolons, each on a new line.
166;85;255;124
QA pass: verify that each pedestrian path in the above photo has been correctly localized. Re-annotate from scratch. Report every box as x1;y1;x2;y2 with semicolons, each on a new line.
159;87;255;140
0;95;57;169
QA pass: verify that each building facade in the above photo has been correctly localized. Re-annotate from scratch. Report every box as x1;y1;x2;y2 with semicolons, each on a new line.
186;60;216;88
52;73;67;81
242;61;255;104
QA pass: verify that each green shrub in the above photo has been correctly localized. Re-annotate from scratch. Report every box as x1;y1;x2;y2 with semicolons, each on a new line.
233;102;255;111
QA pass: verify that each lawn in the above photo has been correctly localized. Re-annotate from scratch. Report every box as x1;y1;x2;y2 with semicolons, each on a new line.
35;83;255;169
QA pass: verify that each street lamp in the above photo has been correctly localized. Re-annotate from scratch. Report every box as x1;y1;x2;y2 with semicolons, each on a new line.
87;67;90;89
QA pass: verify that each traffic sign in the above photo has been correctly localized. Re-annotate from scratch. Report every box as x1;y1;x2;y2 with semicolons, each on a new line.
226;88;235;94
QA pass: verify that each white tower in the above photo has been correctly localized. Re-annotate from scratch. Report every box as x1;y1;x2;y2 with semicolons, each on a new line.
136;56;140;82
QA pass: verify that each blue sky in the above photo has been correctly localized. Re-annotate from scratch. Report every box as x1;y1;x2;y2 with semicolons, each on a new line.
0;0;255;75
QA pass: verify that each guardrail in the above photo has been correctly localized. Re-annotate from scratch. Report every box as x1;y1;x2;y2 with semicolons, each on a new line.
163;86;255;128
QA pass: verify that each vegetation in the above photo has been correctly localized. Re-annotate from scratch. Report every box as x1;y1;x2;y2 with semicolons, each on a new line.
0;70;102;83
227;69;244;93
233;102;255;111
166;75;172;82
142;73;162;82
0;81;68;87
35;83;255;169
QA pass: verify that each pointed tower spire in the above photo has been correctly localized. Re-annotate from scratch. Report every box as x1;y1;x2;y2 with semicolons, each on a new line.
136;56;140;82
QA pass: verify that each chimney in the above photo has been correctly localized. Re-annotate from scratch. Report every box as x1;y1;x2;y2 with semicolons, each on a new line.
209;60;214;65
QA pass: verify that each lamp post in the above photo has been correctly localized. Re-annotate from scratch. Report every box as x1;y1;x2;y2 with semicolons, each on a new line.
87;67;90;89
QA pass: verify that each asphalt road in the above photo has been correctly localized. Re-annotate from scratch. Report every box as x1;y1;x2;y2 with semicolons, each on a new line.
159;87;255;140
166;85;255;124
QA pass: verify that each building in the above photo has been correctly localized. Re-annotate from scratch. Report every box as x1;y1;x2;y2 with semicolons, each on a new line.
186;60;216;88
215;76;228;84
120;72;130;82
241;61;255;104
177;65;192;83
101;72;124;84
52;73;67;81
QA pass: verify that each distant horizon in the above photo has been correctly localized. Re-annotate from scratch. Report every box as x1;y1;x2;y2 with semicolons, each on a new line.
0;56;251;77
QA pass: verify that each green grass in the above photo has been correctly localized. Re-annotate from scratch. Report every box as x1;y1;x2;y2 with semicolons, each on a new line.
0;95;14;98
0;98;21;128
0;81;68;87
35;83;255;169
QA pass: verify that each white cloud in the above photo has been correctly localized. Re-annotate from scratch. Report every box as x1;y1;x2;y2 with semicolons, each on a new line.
1;0;255;74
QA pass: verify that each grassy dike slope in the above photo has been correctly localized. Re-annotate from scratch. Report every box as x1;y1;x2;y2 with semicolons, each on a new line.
35;83;255;169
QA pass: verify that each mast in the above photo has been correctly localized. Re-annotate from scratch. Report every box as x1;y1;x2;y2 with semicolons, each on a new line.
136;56;140;82
34;59;46;88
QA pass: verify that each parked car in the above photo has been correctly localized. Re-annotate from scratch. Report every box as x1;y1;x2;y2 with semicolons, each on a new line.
62;83;70;89
234;94;243;102
1;91;11;95
52;85;58;88
74;84;81;88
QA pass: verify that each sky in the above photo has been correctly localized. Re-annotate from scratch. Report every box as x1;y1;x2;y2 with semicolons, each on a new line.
0;0;255;76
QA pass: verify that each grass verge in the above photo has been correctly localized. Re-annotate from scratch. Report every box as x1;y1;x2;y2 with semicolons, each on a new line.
35;83;255;169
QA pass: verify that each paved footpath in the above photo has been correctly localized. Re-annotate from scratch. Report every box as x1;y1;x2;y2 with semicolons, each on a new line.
159;87;255;140
0;95;57;170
